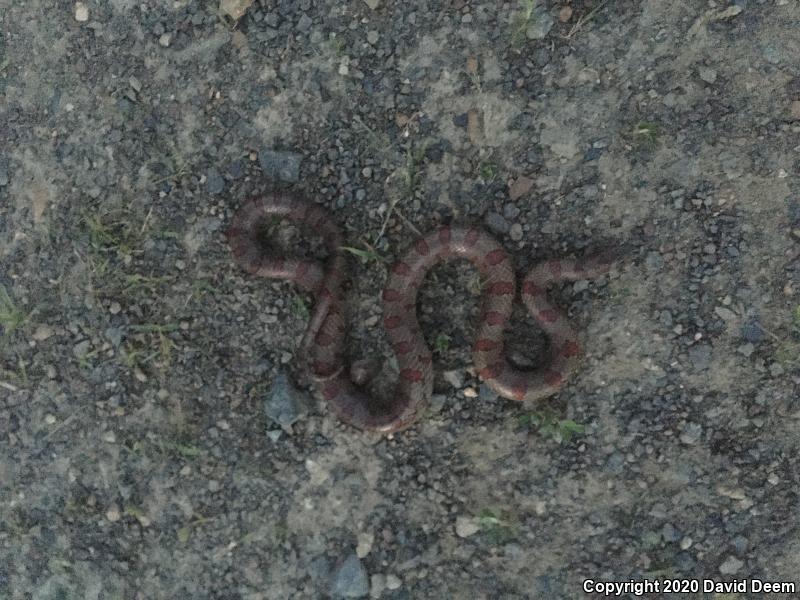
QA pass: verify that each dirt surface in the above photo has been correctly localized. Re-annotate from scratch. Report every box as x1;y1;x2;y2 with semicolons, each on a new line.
2;0;800;598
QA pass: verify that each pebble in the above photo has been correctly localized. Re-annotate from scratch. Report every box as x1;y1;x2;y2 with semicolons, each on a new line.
714;306;736;323
718;556;743;575
159;33;172;47
73;340;91;358
662;523;680;542
0;163;8;187
737;343;754;357
485;212;510;234
32;325;53;341
385;574;401;590
680;422;702;445
206;167;225;195
644;251;664;271
455;515;479;538
508;176;534;200
443;370;464;389
605;452;625;474
509;223;523;241
297;13;312;31
356;532;373;558
331;553;369;598
220;0;254;20
698;67;717;84
503;202;520;220
74;2;89;22
367;31;379;45
740;318;764;343
429;393;446;413
573;280;588;293
478;383;497;402
791;100;800;120
259;148;302;183
688;343;712;370
104;327;123;347
369;574;385;598
263;369;307;429
526;9;554;39
106;505;121;522
363;0;380;9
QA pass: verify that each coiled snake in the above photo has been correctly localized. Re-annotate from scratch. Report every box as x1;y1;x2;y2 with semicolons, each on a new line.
227;194;616;433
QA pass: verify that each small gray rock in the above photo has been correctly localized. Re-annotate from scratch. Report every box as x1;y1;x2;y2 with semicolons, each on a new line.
526;9;555;40
263;369;308;429
479;383;498;402
366;30;379;45
732;535;748;554
206;167;225;195
688;343;712;370
0;162;8;187
680;422;702;445
259;149;302;183
331;553;369;598
737;343;755;357
606;452;625;474
645;251;664;271
73;340;91;358
485;212;510;234
104;327;124;348
740;317;765;343
770;362;785;377
662;523;680;542
698;67;717;84
429;393;447;413
297;13;312;31
509;223;523;241
503;202;520;220
719;555;743;575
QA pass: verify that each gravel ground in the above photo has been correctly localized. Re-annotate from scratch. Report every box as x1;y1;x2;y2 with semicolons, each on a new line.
2;0;800;598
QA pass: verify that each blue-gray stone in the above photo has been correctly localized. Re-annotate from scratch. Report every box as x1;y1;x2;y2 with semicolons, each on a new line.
331;553;369;598
259;149;302;183
206;167;225;195
740;317;764;343
263;370;307;429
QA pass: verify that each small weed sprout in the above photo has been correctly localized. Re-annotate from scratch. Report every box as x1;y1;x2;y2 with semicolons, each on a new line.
518;409;585;443
511;0;538;48
631;121;660;147
340;245;385;264
0;285;29;337
478;160;498;182
292;294;310;320
433;333;451;355
476;509;517;544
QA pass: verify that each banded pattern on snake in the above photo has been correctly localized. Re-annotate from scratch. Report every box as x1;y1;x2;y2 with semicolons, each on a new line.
227;193;616;433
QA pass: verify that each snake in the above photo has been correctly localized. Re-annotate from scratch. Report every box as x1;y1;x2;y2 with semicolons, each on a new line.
227;193;617;433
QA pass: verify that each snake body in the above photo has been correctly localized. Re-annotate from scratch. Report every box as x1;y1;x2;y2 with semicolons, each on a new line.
227;194;615;433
